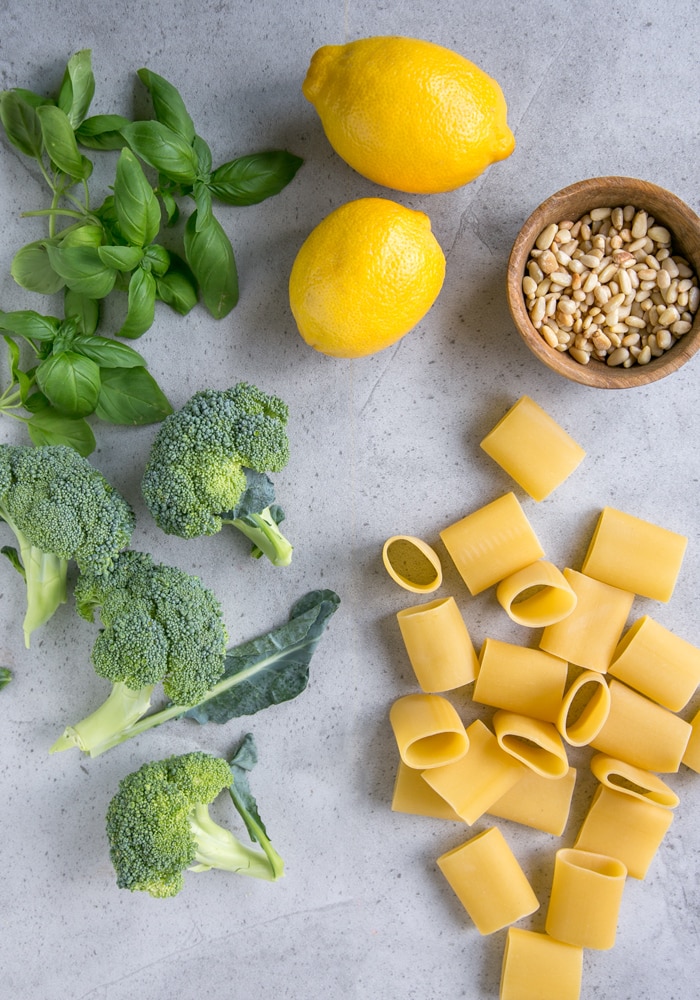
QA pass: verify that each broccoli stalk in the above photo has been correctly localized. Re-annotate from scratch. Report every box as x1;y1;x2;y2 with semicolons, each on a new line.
50;681;155;755
105;741;284;897
141;383;294;567
0;443;135;646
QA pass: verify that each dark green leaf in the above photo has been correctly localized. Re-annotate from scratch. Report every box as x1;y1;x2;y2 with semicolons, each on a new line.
26;405;96;455
45;245;117;298
95;365;172;424
183;210;238;318
155;253;198;314
0;667;11;691
121;120;199;185
36;104;92;180
160;189;180;225
0;90;44;158
2;545;25;578
228;734;266;840
36;351;101;416
185;590;341;724
0;309;60;341
136;67;196;143
143;244;170;276
224;469;276;519
97;245;144;271
64;289;99;336
70;334;146;368
2;336;34;403
11;241;65;294
117;268;156;339
193;135;212;174
209;151;303;206
57;49;95;128
75;114;131;150
114;147;161;247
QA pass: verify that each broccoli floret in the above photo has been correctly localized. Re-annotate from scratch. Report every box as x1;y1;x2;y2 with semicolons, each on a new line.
50;549;229;756
0;444;135;646
141;383;293;566
105;742;284;898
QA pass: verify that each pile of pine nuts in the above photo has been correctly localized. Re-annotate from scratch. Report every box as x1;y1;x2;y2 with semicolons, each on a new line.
523;205;699;367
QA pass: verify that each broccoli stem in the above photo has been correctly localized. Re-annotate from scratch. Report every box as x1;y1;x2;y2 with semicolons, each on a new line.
49;681;155;755
225;507;293;567
188;803;283;881
0;512;68;648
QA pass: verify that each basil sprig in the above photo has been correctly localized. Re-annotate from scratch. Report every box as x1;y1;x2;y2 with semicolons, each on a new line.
0;308;172;456
120;67;303;318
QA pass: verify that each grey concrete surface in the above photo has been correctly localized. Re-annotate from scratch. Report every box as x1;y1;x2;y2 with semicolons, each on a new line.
1;2;699;998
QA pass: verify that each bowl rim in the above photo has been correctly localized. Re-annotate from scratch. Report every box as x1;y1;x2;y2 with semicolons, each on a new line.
506;175;700;388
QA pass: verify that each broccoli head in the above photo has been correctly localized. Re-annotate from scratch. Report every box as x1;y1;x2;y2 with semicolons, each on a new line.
50;549;229;757
0;443;135;646
141;383;293;566
105;743;284;898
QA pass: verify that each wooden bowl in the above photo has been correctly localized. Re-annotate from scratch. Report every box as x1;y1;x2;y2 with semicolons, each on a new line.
506;177;700;388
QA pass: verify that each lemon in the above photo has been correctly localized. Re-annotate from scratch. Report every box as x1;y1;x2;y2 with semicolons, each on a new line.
288;197;445;358
302;35;515;194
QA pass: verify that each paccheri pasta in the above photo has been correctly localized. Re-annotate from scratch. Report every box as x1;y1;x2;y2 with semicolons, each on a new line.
381;395;697;998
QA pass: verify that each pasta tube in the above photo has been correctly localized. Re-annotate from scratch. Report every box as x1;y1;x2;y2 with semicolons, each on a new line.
396;596;478;692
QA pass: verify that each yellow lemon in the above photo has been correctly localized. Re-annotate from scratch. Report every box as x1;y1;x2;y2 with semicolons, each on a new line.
302;35;515;194
289;197;445;358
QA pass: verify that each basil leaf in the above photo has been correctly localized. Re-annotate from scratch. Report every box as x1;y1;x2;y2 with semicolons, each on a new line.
36;351;101;416
193;135;212;175
0;309;60;341
209;151;303;206
183;210;238;318
117;268;156;339
26;404;96;455
64;289;99;336
71;334;146;368
136;68;196;143
184;590;340;724
155;253;198;314
57;49;95;128
97;245;144;271
45;245;117;298
59;223;104;248
121;120;199;185
113;147;161;247
2;336;34;402
143;244;170;277
36;104;92;180
0;90;44;158
95;366;172;424
160;189;180;225
11;241;65;294
75;113;131;150
193;178;213;231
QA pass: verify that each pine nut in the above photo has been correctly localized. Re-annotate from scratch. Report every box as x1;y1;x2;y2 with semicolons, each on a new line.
526;204;698;367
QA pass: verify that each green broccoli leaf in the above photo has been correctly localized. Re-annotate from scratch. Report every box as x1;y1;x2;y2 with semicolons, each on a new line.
0;667;11;691
185;589;340;724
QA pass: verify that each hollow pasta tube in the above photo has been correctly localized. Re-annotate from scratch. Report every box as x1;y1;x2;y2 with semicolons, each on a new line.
487;765;577;837
681;706;700;772
496;559;577;627
382;534;443;594
480;395;586;502
499;927;583;1000
474;637;568;723
436;827;539;935
609;615;700;712
581;506;687;603
590;753;680;808
391;759;463;821
493;710;569;779
421;718;525;825
539;569;634;673
556;670;611;747
590;679;692;773
439;492;545;596
396;596;478;693
545;848;627;950
389;693;469;770
573;784;674;880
